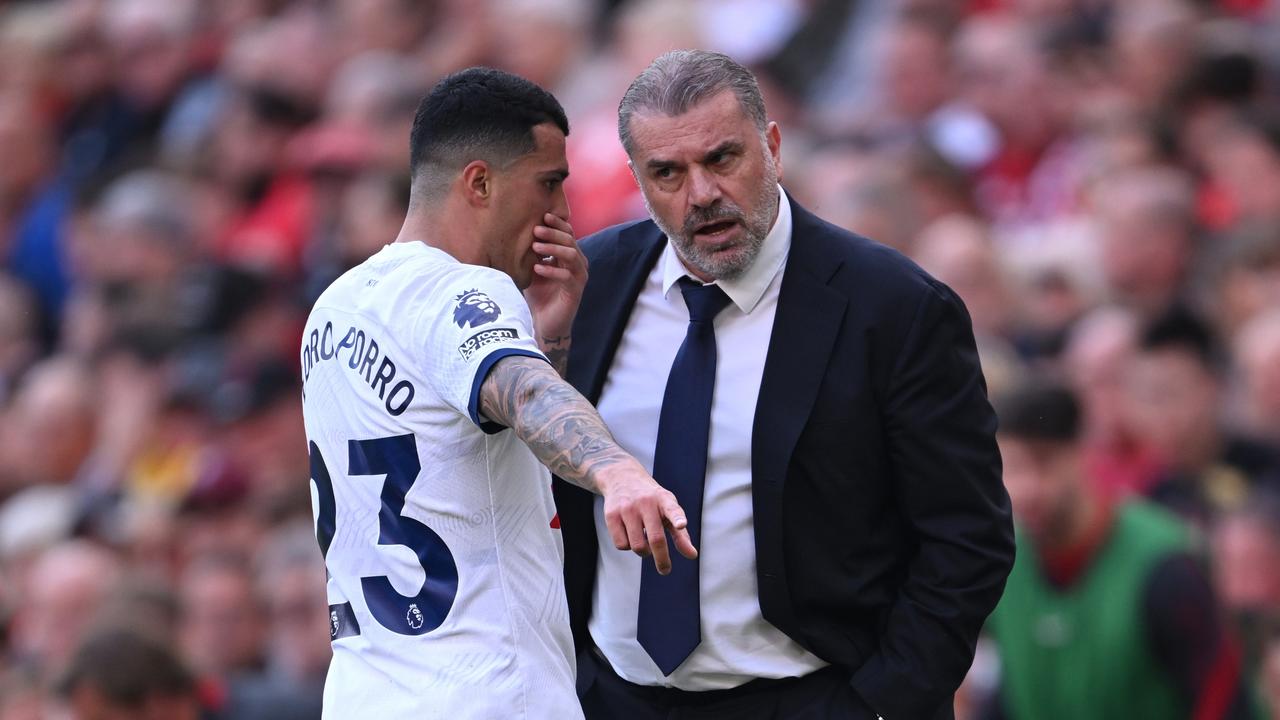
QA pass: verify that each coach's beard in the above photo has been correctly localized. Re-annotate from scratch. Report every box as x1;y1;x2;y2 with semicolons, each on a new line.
649;165;779;282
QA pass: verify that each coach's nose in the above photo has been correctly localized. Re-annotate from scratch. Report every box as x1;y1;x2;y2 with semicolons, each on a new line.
687;165;722;210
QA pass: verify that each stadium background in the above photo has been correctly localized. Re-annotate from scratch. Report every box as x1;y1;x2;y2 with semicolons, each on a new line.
0;0;1278;717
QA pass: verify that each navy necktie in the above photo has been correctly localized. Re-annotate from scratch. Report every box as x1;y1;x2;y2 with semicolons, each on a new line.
637;277;732;676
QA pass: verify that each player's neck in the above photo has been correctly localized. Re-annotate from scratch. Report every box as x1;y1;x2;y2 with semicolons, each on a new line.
395;201;486;266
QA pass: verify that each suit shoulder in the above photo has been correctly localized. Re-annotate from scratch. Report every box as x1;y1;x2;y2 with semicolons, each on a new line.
810;219;953;306
579;218;658;261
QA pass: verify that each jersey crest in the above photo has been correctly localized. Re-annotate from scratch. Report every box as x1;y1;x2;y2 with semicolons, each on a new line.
453;289;501;328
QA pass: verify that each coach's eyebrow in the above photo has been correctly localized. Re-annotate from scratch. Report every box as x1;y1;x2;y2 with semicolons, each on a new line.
645;158;678;171
644;141;745;171
701;141;743;163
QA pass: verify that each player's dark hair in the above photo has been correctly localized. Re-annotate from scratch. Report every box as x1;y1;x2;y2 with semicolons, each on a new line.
408;67;568;204
995;379;1082;443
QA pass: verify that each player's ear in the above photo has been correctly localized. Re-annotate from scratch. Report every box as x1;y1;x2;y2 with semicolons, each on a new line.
461;160;492;207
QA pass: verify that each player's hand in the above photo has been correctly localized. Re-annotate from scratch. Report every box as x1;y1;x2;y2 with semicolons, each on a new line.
598;465;698;575
524;213;586;343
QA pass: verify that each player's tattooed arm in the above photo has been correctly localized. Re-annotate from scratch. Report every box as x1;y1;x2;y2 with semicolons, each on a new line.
479;355;628;489
479;355;697;573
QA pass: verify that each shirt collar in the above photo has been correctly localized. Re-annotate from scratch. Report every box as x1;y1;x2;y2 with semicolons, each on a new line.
661;185;791;314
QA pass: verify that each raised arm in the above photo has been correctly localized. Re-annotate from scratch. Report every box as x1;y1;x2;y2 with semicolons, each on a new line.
479;355;697;573
524;213;585;378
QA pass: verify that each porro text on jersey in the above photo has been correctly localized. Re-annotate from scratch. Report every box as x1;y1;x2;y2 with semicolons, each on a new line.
301;320;415;416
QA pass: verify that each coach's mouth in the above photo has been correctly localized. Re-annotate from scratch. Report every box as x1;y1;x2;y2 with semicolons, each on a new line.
692;219;739;241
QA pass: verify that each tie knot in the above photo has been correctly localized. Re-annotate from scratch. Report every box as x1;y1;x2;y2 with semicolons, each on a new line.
678;277;732;323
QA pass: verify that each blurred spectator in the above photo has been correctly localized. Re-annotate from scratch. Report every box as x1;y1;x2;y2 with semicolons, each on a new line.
1232;309;1280;446
206;84;315;278
1062;306;1163;497
1208;222;1280;341
101;0;201;143
53;0;137;183
913;214;1013;340
0;357;95;543
334;0;434;59
256;522;329;685
7;541;122;678
1212;492;1280;671
830;8;962;154
210;520;330;720
793;144;924;254
1200;110;1280;232
912;214;1026;395
66;170;197;345
985;379;1254;720
1125;306;1280;526
1112;0;1198;112
0;95;71;331
0;667;50;720
901;142;980;226
489;0;595;112
57;627;201;720
178;553;265;680
335;172;409;272
178;542;331;720
1174;34;1272;229
1092;165;1199;320
219;361;310;515
795;142;944;255
95;578;183;644
290;51;416;297
953;13;1065;229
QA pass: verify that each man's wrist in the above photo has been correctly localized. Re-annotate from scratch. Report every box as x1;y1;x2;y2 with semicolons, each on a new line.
591;463;620;497
538;332;571;347
590;459;648;498
539;333;571;376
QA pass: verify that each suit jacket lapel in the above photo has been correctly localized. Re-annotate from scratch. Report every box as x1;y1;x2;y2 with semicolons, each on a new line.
568;222;665;403
752;198;849;626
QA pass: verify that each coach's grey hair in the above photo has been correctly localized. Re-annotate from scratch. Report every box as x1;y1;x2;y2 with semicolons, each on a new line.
617;49;767;156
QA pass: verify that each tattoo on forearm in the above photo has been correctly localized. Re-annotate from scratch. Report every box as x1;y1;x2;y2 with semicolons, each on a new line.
539;335;571;377
480;356;630;492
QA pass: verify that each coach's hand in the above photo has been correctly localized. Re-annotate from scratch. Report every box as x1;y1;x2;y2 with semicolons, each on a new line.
598;464;698;575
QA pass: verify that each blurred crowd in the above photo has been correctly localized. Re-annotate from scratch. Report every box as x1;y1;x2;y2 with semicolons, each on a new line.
0;0;1278;717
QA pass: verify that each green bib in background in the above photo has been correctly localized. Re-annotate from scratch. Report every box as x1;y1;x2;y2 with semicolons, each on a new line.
990;502;1193;720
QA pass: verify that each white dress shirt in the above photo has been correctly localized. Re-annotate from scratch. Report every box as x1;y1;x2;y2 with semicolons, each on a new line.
590;188;829;689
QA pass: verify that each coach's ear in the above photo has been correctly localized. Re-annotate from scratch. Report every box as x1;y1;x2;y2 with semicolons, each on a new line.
462;160;492;207
766;121;782;182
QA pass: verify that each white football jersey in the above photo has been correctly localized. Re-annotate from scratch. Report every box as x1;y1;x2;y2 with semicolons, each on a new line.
300;241;581;720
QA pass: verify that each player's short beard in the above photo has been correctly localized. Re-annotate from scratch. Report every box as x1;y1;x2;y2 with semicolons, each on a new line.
646;148;779;282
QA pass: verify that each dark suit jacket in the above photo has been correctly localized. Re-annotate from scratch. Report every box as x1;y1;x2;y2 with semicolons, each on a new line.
552;195;1015;719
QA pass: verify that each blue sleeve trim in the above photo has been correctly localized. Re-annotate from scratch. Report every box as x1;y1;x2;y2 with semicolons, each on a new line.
468;348;549;434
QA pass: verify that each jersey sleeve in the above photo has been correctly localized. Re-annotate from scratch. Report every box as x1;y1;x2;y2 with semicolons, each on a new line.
418;265;548;432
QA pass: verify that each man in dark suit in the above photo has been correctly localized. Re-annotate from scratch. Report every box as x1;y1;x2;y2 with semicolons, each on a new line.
553;49;1015;720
